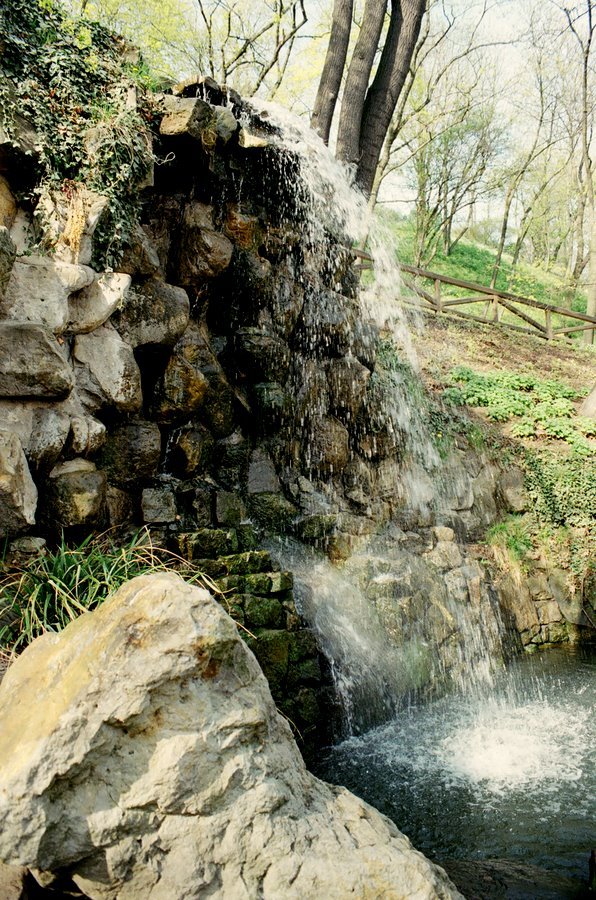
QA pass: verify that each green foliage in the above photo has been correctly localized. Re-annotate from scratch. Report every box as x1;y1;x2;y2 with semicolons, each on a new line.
0;0;154;267
487;516;533;563
442;366;593;454
522;451;596;529
0;530;209;656
381;211;588;316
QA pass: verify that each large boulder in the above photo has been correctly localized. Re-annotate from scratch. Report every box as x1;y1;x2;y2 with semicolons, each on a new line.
0;573;462;900
67;272;131;334
112;278;190;348
0;323;74;399
74;323;143;414
0;255;94;333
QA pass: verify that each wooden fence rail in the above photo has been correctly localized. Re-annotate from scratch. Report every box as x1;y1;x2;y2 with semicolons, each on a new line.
353;250;596;342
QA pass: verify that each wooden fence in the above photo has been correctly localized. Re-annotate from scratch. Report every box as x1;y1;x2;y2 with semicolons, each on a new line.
354;251;596;342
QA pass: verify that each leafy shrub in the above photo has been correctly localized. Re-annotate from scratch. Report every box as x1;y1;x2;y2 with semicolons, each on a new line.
0;0;154;267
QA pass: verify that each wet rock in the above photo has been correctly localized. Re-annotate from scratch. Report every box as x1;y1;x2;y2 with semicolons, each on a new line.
0;432;37;536
305;416;350;474
98;422;161;488
235;327;291;382
291;356;329;421
247;492;298;532
251;382;291;430
294;286;355;357
45;459;107;528
37;187;109;265
248;448;280;494
215;490;246;527
112;278;189;348
0;225;16;296
1;255;94;333
151;325;209;423
116;223;161;277
168;424;214;476
212;105;237;142
159;95;215;141
327;355;371;421
106;485;134;527
0;573;461;899
224;207;260;248
67;272;131;334
141;486;177;523
214;430;250;487
74;323;142;414
0;323;74;399
178;201;233;283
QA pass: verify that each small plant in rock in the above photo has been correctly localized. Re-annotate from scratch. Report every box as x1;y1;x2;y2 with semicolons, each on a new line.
0;529;214;658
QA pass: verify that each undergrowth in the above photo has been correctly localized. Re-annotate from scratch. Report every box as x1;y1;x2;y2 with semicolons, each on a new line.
443;366;594;456
0;529;220;658
0;0;154;267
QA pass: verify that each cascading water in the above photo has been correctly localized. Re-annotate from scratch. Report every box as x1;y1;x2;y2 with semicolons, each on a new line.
250;101;595;891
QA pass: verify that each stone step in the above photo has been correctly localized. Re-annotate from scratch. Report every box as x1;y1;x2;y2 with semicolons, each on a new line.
195;550;277;580
174;524;257;560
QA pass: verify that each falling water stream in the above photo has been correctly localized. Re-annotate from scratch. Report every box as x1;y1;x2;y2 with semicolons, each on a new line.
253;102;596;891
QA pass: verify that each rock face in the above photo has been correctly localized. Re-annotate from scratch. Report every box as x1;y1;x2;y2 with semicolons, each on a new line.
0;573;462;900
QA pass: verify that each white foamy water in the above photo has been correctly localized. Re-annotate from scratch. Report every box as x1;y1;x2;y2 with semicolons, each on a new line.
318;649;596;879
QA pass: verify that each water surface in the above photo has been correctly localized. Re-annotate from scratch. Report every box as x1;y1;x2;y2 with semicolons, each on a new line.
316;647;595;882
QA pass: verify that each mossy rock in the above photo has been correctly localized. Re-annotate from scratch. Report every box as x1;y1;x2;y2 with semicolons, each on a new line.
176;528;238;560
246;629;290;694
244;595;284;628
247;492;298;533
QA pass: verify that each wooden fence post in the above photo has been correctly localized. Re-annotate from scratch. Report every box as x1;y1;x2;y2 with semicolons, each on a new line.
434;279;442;312
545;309;553;340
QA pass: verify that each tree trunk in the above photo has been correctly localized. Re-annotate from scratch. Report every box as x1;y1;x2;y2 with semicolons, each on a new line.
335;0;387;167
310;0;354;144
491;182;515;287
355;0;426;196
584;205;596;344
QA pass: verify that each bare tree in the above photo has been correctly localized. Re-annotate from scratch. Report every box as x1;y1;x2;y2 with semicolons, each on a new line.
311;0;427;197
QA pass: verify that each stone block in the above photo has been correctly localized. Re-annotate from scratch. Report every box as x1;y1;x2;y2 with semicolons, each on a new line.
142;487;177;523
215;491;246;527
0;323;74;399
176;528;239;560
0;432;37;536
247;448;280;494
45;459;106;527
36;187;109;265
67;272;131;334
98;422;161;488
74;323;142;414
1;255;94;332
159;96;215;141
247;493;298;532
244;595;284;629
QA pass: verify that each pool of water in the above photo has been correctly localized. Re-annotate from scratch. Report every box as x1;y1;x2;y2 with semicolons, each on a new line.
316;647;595;883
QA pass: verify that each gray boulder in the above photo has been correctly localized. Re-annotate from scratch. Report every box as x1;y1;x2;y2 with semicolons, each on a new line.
74;323;142;414
0;323;74;399
67;272;131;334
1;255;94;333
0;431;37;535
0;573;462;900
